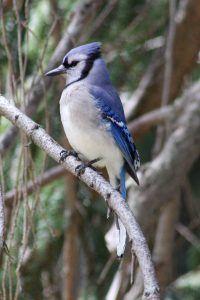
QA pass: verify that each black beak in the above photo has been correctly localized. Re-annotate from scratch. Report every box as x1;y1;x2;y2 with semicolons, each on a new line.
45;65;66;76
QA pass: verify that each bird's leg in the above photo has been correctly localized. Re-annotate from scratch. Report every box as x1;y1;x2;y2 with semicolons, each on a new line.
59;149;78;163
75;157;102;176
107;179;120;219
116;178;121;193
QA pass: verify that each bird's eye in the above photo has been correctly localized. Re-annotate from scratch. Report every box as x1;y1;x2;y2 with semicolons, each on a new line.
69;61;78;68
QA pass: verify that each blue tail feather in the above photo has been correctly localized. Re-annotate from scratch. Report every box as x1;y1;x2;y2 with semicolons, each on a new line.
120;165;126;200
116;164;127;257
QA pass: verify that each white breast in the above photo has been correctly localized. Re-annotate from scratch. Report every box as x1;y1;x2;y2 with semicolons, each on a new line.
59;82;123;175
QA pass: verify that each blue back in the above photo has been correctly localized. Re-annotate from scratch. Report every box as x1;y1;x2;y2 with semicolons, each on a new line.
86;57;126;122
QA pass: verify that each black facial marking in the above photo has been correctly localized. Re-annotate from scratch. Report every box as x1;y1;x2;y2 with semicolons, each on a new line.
88;51;101;61
79;52;101;81
63;57;78;69
62;56;68;68
80;59;94;79
64;51;101;89
70;61;78;67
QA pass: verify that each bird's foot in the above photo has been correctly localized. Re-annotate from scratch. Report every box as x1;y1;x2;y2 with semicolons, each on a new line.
59;149;78;163
75;157;102;176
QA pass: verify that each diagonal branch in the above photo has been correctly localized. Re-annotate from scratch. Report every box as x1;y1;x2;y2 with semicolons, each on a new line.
0;95;160;300
128;100;183;141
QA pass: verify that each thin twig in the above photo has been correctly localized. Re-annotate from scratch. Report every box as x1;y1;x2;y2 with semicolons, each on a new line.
0;155;5;255
128;101;182;140
97;253;116;285
0;1;17;98
79;0;117;43
161;0;177;106
176;223;200;247
13;0;25;105
0;175;5;253
5;165;66;206
153;0;177;156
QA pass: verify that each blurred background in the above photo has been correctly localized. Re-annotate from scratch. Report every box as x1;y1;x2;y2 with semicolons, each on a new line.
0;0;200;299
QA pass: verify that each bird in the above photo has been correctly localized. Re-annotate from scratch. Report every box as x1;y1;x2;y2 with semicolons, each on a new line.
45;42;140;257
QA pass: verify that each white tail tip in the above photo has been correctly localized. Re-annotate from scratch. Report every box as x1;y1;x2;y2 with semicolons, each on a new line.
116;217;126;257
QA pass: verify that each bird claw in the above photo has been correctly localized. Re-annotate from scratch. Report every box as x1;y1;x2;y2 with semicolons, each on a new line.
59;149;78;163
75;157;102;176
75;164;87;176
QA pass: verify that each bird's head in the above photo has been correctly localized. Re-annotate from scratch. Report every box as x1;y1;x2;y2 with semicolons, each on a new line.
45;42;101;86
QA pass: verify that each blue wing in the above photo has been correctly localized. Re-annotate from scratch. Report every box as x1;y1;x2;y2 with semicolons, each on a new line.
90;85;140;185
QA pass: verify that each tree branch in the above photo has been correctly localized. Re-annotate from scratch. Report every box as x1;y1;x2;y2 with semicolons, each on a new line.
0;182;5;253
0;125;18;156
152;197;179;297
128;100;182;141
5;165;66;206
152;0;177;156
161;0;176;107
0;95;160;300
128;81;200;230
176;223;200;247
62;173;81;300
125;0;200;119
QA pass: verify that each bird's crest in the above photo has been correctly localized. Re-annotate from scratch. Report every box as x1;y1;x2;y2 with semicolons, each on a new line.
67;42;101;60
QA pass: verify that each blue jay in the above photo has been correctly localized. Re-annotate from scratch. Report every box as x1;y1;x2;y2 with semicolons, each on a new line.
45;42;140;257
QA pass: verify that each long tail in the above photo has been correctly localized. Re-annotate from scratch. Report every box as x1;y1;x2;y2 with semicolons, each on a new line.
108;165;127;257
115;215;126;257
